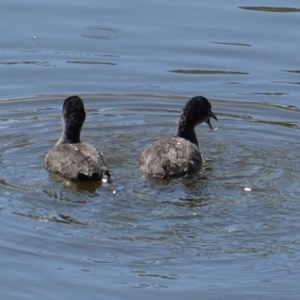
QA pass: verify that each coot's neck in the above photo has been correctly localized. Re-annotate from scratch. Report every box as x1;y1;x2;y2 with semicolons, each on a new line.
56;116;82;145
176;119;199;147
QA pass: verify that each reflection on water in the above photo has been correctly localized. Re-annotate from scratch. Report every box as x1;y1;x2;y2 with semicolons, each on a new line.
46;172;108;193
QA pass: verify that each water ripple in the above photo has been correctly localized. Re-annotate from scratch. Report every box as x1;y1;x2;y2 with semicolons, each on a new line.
82;26;123;40
0;94;299;261
169;69;249;75
239;6;300;13
211;41;251;47
67;60;117;66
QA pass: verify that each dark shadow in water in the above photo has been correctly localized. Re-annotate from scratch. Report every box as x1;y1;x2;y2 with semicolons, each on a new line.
169;69;249;75
223;82;243;85
67;61;117;66
0;61;49;66
133;269;178;280
281;70;300;74
82;26;123;40
211;41;251;47
239;6;300;13
272;80;300;85
256;120;299;129
240;92;288;96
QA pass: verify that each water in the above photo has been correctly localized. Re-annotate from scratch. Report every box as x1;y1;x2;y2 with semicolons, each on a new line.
1;0;300;299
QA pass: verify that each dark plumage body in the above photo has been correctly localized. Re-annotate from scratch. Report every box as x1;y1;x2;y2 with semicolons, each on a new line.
139;96;217;178
140;136;202;178
44;96;111;182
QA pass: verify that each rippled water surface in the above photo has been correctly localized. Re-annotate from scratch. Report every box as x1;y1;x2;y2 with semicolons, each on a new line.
1;0;300;299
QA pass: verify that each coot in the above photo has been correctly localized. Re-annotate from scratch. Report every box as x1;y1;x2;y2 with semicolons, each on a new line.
139;96;217;178
44;96;111;182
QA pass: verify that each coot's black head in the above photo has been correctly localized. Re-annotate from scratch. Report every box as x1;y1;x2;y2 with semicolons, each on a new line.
63;95;86;122
61;96;86;144
181;96;217;129
176;96;217;146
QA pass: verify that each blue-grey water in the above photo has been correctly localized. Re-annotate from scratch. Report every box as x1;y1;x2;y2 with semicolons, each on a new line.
1;1;300;299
